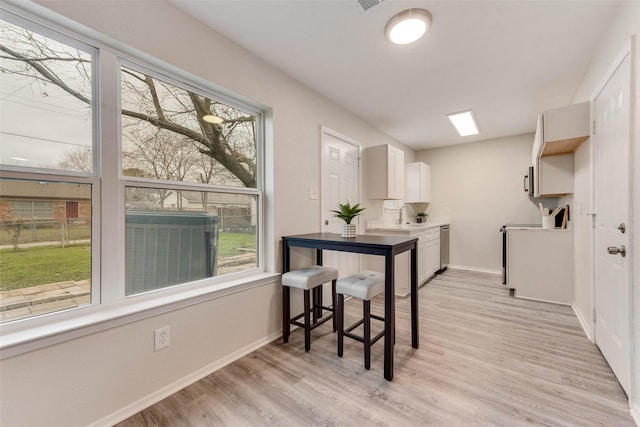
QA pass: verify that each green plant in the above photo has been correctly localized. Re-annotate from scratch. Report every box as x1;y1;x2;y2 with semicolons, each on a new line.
330;201;365;224
417;212;428;218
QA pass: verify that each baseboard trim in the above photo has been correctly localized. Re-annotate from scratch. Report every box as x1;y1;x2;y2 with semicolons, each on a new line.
447;265;501;276
89;330;283;427
630;400;640;426
571;303;594;343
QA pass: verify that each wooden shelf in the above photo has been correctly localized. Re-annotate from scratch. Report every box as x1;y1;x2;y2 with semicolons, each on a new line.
540;135;589;157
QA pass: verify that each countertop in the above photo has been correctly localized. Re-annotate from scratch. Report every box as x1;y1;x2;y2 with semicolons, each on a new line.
505;226;572;232
366;218;449;232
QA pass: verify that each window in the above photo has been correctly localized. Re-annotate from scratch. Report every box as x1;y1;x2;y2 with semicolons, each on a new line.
11;200;54;220
0;9;265;326
0;12;96;323
120;64;260;295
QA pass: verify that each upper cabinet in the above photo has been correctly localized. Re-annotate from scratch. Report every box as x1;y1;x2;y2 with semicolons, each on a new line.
531;102;590;197
537;101;590;157
364;144;404;200
405;162;431;203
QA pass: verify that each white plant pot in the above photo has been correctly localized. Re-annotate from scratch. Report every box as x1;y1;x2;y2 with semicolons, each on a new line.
342;223;356;238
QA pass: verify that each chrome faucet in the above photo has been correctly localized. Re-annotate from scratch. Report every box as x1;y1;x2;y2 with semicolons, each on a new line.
398;205;414;225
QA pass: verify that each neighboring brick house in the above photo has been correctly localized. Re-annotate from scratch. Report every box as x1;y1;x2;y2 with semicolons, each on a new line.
0;179;91;222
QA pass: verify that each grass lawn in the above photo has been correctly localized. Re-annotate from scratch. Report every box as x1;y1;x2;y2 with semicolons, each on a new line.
0;232;256;291
0;244;91;291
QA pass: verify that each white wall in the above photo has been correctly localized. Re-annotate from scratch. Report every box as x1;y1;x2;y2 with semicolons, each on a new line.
416;133;544;272
569;1;640;421
0;1;410;426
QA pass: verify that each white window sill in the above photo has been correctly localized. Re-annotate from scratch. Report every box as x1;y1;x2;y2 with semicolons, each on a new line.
0;272;280;359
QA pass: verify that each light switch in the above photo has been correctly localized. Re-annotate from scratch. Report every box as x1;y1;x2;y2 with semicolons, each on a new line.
309;186;318;200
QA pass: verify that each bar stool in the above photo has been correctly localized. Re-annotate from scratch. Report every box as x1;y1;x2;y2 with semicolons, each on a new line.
282;265;338;351
336;271;385;370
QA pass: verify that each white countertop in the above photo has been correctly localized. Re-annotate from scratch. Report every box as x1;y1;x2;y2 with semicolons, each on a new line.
506;226;572;232
366;218;449;232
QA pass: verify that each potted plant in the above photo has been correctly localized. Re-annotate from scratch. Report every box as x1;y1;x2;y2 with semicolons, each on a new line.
416;212;428;223
330;201;365;238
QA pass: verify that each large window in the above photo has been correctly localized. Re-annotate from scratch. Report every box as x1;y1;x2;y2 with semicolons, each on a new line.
0;9;264;324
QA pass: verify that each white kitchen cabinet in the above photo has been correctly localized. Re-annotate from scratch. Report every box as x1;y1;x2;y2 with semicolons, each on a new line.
405;162;431;203
364;144;404;200
365;224;444;294
507;228;573;304
531;102;589;197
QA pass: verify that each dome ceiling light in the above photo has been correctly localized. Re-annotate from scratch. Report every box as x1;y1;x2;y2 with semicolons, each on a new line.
384;8;432;45
202;114;224;124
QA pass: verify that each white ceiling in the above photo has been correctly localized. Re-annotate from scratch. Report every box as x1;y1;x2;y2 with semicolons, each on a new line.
170;0;620;150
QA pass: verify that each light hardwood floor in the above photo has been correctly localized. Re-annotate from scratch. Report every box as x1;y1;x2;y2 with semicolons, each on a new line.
118;269;634;426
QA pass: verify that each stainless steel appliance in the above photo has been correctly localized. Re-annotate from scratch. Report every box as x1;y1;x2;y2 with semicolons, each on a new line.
439;225;449;271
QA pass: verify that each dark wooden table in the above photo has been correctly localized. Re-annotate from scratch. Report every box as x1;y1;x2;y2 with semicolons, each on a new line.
282;232;419;380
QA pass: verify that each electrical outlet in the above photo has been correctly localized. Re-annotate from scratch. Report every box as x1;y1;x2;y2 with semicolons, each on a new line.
154;326;170;351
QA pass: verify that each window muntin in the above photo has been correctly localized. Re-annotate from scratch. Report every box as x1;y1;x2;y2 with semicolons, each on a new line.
0;16;94;174
0;178;92;323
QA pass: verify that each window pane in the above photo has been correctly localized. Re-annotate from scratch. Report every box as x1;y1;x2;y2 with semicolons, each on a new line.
0;18;94;173
125;187;257;295
0;178;92;323
120;66;257;188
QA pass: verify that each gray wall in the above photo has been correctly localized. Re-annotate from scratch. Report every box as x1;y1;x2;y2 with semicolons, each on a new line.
416;133;544;272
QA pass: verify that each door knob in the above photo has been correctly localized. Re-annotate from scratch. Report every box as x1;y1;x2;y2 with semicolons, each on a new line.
607;245;626;257
618;223;626;233
325;220;329;225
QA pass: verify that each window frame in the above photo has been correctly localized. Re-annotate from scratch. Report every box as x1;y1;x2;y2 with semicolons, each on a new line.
0;4;271;356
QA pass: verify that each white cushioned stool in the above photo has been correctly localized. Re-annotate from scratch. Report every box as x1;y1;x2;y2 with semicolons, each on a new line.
336;271;385;370
282;265;338;352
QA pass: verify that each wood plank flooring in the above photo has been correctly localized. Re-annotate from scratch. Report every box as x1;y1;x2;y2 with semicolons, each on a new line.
117;269;634;426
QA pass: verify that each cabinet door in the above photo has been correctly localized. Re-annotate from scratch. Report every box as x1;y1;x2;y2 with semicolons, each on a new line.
405;162;431;203
389;145;405;199
364;145;404;200
418;239;428;283
425;238;441;278
538;154;573;196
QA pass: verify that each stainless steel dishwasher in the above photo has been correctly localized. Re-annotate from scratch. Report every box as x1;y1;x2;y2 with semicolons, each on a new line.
439;225;449;271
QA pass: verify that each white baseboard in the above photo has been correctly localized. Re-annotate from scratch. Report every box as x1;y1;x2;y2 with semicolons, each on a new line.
630;400;640;426
447;265;501;276
89;330;283;427
571;303;594;342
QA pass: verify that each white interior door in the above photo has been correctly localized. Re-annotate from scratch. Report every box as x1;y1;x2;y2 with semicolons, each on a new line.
321;127;359;277
593;48;632;394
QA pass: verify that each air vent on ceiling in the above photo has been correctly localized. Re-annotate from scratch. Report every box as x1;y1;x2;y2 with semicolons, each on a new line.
357;0;385;12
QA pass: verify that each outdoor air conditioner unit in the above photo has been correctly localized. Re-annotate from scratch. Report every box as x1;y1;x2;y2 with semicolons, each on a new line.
125;211;219;295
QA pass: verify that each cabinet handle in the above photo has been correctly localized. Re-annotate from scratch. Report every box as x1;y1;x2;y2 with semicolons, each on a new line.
524;175;529;192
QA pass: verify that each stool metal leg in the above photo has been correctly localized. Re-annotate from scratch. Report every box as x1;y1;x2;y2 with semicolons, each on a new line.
337;293;344;357
283;286;290;343
304;289;311;352
364;300;371;370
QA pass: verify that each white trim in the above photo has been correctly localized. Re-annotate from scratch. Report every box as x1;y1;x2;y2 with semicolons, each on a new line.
630;401;640;427
572;303;594;342
0;273;280;359
446;265;501;276
88;329;283;427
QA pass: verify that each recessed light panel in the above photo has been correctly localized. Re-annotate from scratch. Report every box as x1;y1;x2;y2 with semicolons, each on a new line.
447;110;479;136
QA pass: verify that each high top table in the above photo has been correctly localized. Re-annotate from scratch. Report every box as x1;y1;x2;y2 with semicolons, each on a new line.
282;232;419;380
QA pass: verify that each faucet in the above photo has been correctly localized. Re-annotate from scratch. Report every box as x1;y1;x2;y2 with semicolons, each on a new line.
398;205;414;225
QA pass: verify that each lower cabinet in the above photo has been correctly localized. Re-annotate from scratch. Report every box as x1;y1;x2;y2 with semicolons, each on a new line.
425;237;440;279
418;228;440;283
365;225;444;296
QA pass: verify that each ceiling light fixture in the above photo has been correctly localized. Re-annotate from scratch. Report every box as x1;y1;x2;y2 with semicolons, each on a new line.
447;110;480;136
384;8;432;45
202;114;224;124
